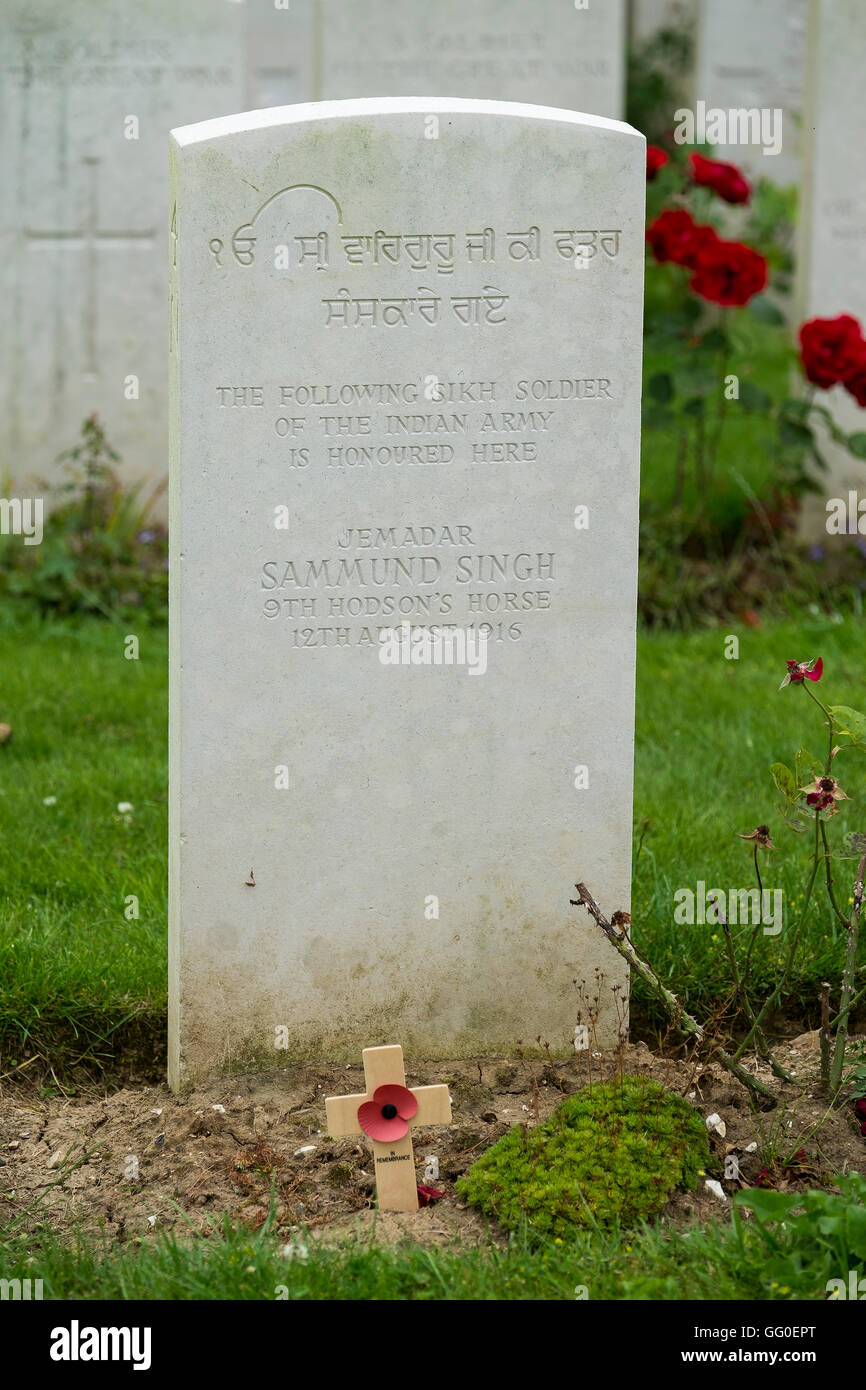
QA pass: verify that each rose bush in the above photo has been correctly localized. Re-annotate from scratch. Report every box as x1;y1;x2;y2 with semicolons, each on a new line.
640;139;866;583
688;152;751;205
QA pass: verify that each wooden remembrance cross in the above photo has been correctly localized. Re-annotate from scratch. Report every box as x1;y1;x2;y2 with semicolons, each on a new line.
325;1046;452;1211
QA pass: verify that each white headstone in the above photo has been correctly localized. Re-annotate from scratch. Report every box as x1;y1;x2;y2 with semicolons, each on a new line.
631;0;696;43
796;0;866;537
693;0;807;187
0;0;244;503
168;97;644;1085
630;0;697;118
317;0;626;117
244;0;316;111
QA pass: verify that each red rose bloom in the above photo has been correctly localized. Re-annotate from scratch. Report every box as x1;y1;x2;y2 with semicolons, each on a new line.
688;153;751;205
845;359;866;407
798;314;866;388
646;145;669;181
647;210;766;305
690;240;768;307
680;222;722;271
646;209;703;266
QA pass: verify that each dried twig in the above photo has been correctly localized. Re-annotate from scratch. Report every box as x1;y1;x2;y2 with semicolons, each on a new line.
829;849;866;1093
571;882;777;1106
819;981;831;1092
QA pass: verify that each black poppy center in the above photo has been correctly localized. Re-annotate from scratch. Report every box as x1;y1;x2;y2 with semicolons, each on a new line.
381;1103;398;1120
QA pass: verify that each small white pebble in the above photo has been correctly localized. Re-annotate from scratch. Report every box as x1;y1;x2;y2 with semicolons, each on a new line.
704;1179;727;1203
151;1109;162;1117
147;1215;157;1227
745;1141;758;1153
211;1104;226;1113
294;1145;316;1157
705;1113;726;1138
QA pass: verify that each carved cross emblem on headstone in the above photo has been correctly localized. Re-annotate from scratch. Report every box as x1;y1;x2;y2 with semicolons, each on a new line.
24;156;155;379
325;1045;451;1211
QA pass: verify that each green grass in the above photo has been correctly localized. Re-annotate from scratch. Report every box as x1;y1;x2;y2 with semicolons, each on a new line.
0;608;167;1076
1;604;864;1300
0;605;862;1071
631;611;864;1026
1;1180;861;1301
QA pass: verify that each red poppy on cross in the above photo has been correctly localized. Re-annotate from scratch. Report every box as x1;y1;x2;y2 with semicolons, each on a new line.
325;1045;452;1211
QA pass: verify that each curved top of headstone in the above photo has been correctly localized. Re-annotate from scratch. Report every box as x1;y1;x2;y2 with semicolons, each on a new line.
171;96;642;148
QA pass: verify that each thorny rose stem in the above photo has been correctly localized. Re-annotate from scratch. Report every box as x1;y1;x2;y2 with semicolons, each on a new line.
732;809;821;1063
571;883;776;1106
830;848;866;1092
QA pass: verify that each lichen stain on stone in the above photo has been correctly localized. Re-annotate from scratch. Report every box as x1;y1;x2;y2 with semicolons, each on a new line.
175;888;625;1084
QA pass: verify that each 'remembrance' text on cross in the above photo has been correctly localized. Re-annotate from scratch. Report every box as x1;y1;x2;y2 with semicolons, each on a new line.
325;1045;451;1211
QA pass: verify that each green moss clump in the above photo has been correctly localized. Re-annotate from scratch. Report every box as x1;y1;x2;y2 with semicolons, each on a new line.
456;1075;709;1237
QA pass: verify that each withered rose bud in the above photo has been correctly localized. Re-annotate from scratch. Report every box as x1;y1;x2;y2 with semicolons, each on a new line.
802;776;848;813
739;825;776;849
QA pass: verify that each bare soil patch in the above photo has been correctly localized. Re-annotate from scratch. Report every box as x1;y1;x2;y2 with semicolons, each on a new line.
2;1035;863;1251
